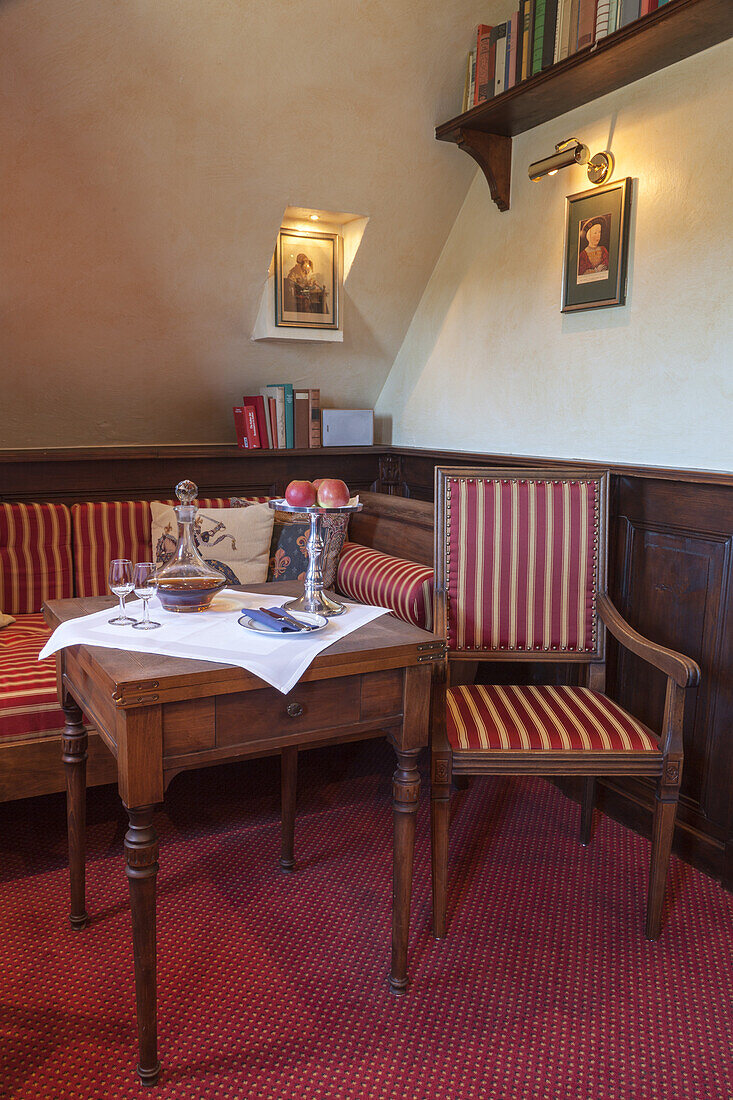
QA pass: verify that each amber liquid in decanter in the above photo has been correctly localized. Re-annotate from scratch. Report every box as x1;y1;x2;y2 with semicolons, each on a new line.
153;480;227;613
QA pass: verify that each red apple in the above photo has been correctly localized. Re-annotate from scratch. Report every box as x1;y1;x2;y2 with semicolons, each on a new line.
285;479;317;507
312;478;323;490
316;478;350;508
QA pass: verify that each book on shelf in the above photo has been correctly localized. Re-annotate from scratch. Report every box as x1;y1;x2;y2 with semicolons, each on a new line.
233;405;259;449
640;0;659;14
474;24;494;105
267;396;279;449
294;389;310;449
577;0;597;50
596;0;612;40
531;0;547;75
244;395;270;449
461;51;473;112
520;0;533;81
494;24;508;95
541;0;559;69
308;389;321;448
266;385;287;448
233;406;247;449
619;0;641;26
507;11;520;89
243;404;260;448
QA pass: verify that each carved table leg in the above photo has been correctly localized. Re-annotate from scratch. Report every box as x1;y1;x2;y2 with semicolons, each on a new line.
125;807;161;1087
62;698;88;931
389;746;421;996
280;746;298;872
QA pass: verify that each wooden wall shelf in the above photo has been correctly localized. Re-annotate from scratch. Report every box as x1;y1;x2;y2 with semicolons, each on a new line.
435;0;733;210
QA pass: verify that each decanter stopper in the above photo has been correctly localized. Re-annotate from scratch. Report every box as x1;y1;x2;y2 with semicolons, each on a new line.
175;480;198;504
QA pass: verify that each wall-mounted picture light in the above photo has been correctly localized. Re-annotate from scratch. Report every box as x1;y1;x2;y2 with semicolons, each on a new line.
528;138;614;185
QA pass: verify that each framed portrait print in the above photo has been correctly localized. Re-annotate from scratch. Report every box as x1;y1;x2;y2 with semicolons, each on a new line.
561;177;632;312
274;229;339;330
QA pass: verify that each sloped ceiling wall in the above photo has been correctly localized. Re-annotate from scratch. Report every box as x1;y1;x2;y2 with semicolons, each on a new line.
1;0;491;446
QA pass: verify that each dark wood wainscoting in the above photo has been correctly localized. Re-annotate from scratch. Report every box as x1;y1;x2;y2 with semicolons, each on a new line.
2;444;731;887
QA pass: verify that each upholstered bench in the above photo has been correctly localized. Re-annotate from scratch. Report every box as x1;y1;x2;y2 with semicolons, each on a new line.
0;492;434;801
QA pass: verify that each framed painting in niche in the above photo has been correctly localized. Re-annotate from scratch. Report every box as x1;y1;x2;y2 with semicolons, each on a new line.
275;229;339;329
561;177;632;312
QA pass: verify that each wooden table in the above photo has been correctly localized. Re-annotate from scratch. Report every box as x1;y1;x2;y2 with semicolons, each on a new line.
44;584;443;1087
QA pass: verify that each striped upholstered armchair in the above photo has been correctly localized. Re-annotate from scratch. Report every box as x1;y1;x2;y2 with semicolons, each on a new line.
430;468;700;941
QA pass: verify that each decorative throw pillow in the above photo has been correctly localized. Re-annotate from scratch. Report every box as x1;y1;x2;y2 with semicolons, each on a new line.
0;610;15;629
150;503;274;586
229;498;349;590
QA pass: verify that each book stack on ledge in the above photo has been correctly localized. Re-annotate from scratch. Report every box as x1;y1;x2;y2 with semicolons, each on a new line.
233;385;321;450
463;0;670;108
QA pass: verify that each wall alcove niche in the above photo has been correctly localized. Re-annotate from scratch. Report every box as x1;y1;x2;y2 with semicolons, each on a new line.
252;206;368;343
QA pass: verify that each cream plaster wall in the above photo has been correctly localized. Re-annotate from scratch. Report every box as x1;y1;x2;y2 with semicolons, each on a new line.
1;0;490;447
375;42;733;473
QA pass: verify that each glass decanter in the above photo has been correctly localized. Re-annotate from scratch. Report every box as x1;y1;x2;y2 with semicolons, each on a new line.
153;480;227;612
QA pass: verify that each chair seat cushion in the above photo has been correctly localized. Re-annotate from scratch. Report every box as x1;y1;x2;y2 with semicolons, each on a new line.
0;614;63;740
447;684;659;753
336;542;434;630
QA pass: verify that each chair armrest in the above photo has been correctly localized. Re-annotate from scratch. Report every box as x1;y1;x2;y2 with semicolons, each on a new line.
597;592;700;689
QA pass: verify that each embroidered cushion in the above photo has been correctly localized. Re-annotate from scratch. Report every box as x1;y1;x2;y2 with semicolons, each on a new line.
150;503;274;586
0;614;63;739
229;498;348;589
336;542;434;630
0;503;74;615
71;499;229;597
446;683;659;754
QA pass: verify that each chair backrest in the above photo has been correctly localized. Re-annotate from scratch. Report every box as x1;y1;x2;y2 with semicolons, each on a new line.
434;468;608;662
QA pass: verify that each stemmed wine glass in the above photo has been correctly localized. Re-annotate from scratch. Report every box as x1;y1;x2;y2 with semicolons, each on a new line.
132;562;161;630
108;559;136;625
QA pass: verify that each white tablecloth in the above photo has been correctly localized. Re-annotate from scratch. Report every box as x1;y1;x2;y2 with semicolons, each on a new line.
39;590;390;695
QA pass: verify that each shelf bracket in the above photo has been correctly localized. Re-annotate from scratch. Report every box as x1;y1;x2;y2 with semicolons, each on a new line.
455;128;511;212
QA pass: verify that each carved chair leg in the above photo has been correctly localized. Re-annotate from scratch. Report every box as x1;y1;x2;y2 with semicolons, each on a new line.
389;746;421;997
580;776;596;847
431;752;452;940
280;746;298;872
125;807;161;1087
62;698;88;931
646;787;679;941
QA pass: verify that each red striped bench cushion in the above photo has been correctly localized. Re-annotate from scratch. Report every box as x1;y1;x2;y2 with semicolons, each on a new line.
336;542;434;630
0;614;63;740
0;503;74;616
71;498;229;597
446;684;659;754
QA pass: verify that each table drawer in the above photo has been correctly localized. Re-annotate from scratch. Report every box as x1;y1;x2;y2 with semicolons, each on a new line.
216;675;362;748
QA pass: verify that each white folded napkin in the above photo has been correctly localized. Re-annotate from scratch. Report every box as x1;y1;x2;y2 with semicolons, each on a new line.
39;590;390;695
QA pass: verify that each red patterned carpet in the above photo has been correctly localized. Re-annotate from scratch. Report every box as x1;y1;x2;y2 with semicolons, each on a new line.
1;742;731;1100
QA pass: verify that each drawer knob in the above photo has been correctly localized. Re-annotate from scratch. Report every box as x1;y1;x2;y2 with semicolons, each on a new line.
286;702;303;718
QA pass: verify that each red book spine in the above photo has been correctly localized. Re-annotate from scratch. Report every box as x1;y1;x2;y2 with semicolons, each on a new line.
473;24;493;105
268;397;279;449
639;0;658;12
233;406;248;449
243;395;270;448
243;404;260;448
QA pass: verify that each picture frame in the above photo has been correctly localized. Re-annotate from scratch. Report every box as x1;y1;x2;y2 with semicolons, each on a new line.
561;177;632;313
274;229;339;329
